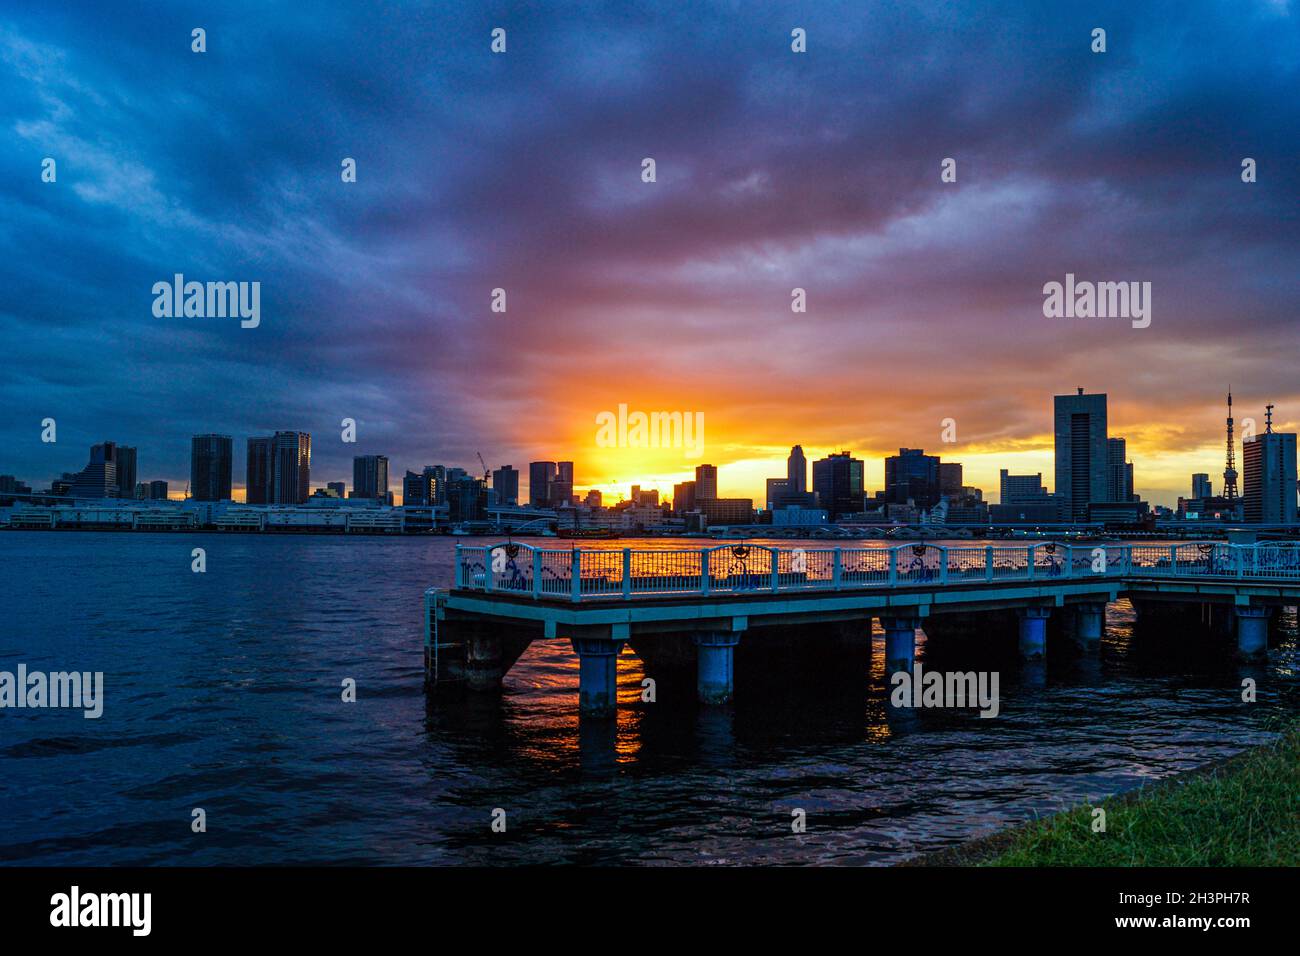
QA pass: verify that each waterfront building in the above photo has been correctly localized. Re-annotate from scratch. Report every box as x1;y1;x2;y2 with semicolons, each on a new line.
698;497;753;526
1053;388;1108;522
191;434;233;500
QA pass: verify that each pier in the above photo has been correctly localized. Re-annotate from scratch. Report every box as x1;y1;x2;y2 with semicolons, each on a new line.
425;541;1300;715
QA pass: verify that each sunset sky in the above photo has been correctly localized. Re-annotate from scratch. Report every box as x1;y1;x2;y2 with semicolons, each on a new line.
2;1;1298;507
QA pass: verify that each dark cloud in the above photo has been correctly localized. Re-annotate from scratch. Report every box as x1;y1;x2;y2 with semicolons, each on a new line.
1;0;1297;502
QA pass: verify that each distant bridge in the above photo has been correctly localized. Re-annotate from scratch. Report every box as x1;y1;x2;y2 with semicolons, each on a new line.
425;541;1300;715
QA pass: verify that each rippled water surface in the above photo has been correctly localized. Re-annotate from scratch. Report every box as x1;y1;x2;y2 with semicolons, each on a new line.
1;533;1296;865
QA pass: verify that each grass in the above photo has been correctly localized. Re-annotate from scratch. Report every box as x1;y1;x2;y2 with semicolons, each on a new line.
908;722;1300;866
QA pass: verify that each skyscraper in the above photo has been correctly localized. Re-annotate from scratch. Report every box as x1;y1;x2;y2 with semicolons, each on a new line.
812;452;865;519
352;455;389;501
884;448;939;506
69;441;119;499
191;434;233;500
695;464;718;501
1242;406;1297;523
551;461;574;506
787;445;807;494
673;480;697;513
1053;388;1108;522
246;437;272;504
115;444;137;499
529;461;556;507
1106;437;1134;502
938;462;963;497
491;466;519;506
248;431;310;504
1191;473;1212;499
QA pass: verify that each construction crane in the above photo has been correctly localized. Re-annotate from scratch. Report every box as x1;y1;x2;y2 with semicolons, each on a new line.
476;452;489;482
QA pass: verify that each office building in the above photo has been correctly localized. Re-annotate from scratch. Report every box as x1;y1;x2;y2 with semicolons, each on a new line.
695;464;718;501
1054;388;1108;522
999;469;1049;505
248;431;311;504
114;444;137;499
352;455;389;501
1107;437;1134;502
1191;474;1212;499
673;480;696;514
148;480;169;500
529;461;556;507
812;451;865;519
787;445;807;494
491;466;519;506
884;448;939;507
698;497;753;526
191;434;233;501
1242;408;1297;523
68;441;122;499
938;462;963;497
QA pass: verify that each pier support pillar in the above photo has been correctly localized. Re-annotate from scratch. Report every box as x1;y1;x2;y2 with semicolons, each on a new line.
572;638;625;717
881;617;921;673
1235;605;1270;661
464;633;504;692
694;631;741;704
1017;607;1051;661
1073;603;1105;650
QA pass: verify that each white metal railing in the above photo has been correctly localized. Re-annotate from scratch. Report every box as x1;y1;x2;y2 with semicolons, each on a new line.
452;541;1300;603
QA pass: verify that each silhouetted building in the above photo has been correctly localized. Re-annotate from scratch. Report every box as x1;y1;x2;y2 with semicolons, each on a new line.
673;480;696;513
1243;414;1297;523
1054;388;1108;521
115;444;137;499
938;462;963;497
695;464;718;501
1107;437;1134;502
491;466;519;506
148;480;168;500
1191;473;1212;499
999;469;1049;505
446;475;487;523
328;481;346;498
248;431;310;504
699;498;753;526
529;461;556;507
884;448;939;506
812;452;865;519
69;441;122;499
191;434;233;501
352;455;389;501
787;445;807;494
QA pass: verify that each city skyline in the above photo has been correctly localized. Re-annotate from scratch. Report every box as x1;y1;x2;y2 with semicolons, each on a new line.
3;3;1298;509
6;387;1292;510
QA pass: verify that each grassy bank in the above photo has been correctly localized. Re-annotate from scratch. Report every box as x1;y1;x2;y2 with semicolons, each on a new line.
914;724;1300;866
